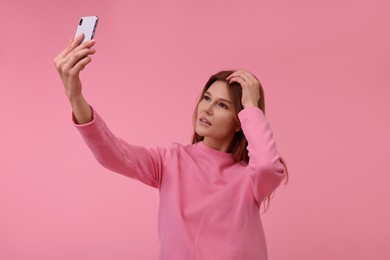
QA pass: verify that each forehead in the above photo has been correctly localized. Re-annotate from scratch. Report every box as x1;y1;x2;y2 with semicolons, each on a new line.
207;81;231;100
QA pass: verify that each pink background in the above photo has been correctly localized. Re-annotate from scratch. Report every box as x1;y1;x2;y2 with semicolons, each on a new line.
1;0;389;259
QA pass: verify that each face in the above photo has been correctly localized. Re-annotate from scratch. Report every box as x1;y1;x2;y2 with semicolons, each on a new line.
195;80;241;151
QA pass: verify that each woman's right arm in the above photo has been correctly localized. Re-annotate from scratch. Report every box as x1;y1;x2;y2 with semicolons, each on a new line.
73;108;174;189
53;33;96;124
53;35;173;188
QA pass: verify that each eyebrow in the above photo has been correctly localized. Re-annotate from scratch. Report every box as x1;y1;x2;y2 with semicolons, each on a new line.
205;91;231;104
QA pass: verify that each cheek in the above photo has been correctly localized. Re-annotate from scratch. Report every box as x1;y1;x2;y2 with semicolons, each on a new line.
195;104;201;118
218;113;236;128
196;102;204;113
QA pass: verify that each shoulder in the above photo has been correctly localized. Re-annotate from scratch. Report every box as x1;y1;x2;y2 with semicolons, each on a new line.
163;142;201;158
151;142;196;163
170;142;197;153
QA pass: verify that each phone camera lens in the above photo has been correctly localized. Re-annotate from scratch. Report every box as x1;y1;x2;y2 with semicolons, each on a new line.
79;19;83;25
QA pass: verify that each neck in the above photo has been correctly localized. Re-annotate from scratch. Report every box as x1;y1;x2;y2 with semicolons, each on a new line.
202;137;232;152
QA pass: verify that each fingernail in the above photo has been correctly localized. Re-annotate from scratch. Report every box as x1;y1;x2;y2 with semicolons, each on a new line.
89;39;95;44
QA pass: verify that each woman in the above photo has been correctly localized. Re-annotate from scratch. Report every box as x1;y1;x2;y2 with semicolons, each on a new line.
54;33;289;260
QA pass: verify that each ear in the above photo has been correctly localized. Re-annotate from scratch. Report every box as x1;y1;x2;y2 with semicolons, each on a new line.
235;124;241;132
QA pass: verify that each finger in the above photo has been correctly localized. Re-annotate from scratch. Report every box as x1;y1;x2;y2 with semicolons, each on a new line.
227;70;255;79
227;70;254;83
228;75;246;87
72;38;96;54
226;70;239;80
61;41;96;72
238;72;252;83
55;57;69;72
240;71;256;82
226;71;246;83
72;33;85;48
71;56;93;73
64;48;96;70
57;34;85;60
227;75;249;86
63;48;96;71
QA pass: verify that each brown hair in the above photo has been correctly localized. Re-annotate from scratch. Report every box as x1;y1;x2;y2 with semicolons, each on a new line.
191;70;289;213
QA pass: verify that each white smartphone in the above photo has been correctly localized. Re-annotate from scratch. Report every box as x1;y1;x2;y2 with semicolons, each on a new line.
74;16;99;44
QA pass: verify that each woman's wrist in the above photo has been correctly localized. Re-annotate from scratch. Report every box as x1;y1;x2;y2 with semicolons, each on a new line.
242;102;258;109
68;92;84;104
69;94;93;124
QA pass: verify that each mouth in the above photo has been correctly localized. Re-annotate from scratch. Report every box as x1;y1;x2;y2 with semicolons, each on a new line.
199;117;211;126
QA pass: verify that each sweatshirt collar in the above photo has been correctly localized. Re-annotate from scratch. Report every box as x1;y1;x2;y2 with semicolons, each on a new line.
196;141;234;159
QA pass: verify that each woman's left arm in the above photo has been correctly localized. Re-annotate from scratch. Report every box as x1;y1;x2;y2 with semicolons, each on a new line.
238;107;286;203
227;71;286;204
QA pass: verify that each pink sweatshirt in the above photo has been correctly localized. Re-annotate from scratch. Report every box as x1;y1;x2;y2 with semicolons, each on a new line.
73;106;286;260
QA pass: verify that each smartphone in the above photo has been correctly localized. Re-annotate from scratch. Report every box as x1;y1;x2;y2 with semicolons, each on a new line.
74;16;99;44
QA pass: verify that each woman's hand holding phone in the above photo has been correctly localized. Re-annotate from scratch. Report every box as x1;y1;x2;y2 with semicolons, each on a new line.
54;34;96;100
53;34;96;124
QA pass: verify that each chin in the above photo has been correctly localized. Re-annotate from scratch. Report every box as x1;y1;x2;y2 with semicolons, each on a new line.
194;128;205;137
195;126;209;138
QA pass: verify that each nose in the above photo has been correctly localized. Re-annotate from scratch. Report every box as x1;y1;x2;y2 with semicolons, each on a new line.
204;103;213;115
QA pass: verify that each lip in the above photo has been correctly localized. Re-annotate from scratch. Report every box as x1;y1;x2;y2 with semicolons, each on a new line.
199;116;212;126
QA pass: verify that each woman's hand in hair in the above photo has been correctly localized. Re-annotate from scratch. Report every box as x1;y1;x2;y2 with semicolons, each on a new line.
53;33;96;101
226;70;260;108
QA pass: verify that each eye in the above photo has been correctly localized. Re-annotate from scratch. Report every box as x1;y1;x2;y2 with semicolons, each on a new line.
203;95;210;101
219;103;229;110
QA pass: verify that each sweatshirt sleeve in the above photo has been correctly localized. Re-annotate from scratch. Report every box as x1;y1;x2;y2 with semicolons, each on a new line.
238;106;286;205
72;106;174;189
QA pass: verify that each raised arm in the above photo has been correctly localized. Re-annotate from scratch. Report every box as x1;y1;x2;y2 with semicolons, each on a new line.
54;34;174;188
53;33;95;124
227;71;285;204
73;107;174;188
238;107;285;202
